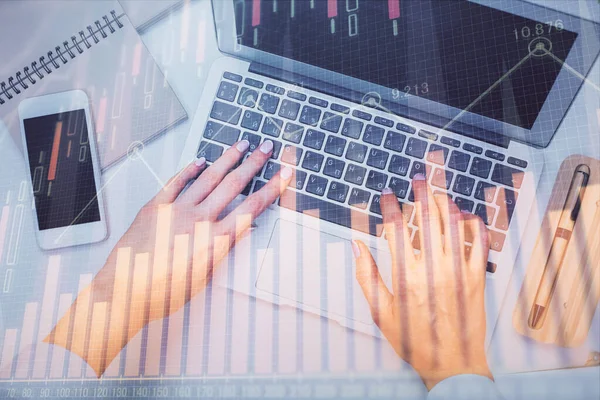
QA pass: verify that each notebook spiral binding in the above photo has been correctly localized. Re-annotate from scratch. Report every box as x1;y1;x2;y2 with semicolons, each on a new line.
0;10;124;106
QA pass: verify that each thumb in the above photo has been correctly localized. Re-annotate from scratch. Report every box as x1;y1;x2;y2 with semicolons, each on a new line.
353;240;393;327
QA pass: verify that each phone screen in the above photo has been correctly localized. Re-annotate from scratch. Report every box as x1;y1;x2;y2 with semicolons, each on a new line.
23;109;101;230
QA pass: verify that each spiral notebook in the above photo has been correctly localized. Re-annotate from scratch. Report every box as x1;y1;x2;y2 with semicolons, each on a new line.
0;0;187;169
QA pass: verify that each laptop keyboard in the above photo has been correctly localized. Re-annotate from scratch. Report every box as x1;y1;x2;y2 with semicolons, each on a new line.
199;72;529;272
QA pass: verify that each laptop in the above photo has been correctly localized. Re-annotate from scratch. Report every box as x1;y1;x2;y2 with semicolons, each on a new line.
179;0;600;343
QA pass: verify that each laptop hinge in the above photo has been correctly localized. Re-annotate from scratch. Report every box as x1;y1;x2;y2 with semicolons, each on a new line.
249;62;510;149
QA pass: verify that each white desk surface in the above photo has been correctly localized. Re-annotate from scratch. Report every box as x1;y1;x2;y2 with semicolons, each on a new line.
3;0;599;398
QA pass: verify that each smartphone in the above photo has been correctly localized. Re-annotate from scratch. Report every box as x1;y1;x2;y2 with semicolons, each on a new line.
18;90;107;249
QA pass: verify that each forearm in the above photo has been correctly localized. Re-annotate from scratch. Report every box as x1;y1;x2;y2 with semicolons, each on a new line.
44;250;146;377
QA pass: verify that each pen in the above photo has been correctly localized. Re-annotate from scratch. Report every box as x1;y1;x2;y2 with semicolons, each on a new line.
528;164;590;330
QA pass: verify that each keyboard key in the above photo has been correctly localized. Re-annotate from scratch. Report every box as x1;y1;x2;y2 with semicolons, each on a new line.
507;157;528;168
485;150;505;162
309;97;328;108
389;177;410;199
223;71;242;82
261;117;283;137
241;132;261;151
474;182;497;203
302;151;324;172
303;129;326;150
266;84;285;95
278;99;301;120
327;181;350;203
388;155;411;176
344;164;367;185
203;121;240;145
370;195;382;215
258;93;280;114
280;189;383;236
341;119;364;139
491;164;524;189
453;175;475;196
366;170;388;192
409;161;431;179
396;123;416;134
287;91;307;101
263;161;281;180
366;149;389;170
241;110;263;131
244;77;263;88
197;141;224;162
216;81;239;102
320;111;343;133
324;135;347;156
324;157;345;179
291;169;308;190
237;87;259;107
495;187;518;231
282;123;304;143
486;262;497;273
352;109;372;121
440;136;461;148
405;137;428;159
431;168;453;189
426;144;449;165
281;145;303;166
345;141;368;163
383;131;406;152
470;157;492;179
400;203;415;223
418;130;438;141
348;187;371;209
242;180;253;196
210;101;242;125
252;180;267;193
363;124;385;146
299;105;322;126
489;230;506;252
374;116;394;127
331;103;350;114
448;151;471;172
475;203;495;226
305;175;328;196
463;143;483;154
455;197;474;213
264;139;282;159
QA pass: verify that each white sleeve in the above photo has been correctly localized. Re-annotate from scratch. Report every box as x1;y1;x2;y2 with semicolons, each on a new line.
427;374;504;400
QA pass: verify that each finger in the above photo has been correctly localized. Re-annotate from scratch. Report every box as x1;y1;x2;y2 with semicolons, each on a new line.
353;240;394;328
218;165;293;238
462;213;490;274
178;140;251;205
412;174;443;259
433;193;464;257
197;140;274;219
380;188;414;295
152;157;206;205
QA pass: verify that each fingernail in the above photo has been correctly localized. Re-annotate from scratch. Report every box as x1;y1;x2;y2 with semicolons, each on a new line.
195;157;206;167
414;173;426;181
236;140;250;152
351;240;361;258
382;187;393;195
461;210;470;214
280;166;293;180
260;140;273;154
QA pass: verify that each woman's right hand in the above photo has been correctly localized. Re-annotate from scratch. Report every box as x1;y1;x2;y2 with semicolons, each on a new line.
352;174;493;390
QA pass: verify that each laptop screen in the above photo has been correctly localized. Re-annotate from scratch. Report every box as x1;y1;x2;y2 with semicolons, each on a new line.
233;0;578;131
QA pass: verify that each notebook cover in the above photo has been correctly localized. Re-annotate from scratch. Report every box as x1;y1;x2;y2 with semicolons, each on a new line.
0;0;187;170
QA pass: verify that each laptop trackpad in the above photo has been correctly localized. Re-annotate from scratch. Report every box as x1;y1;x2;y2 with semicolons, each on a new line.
255;219;393;326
